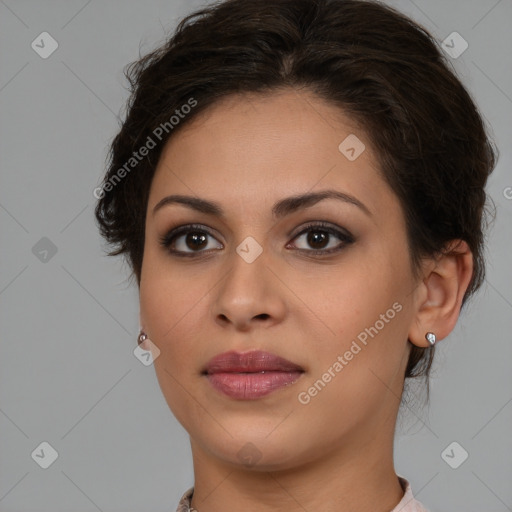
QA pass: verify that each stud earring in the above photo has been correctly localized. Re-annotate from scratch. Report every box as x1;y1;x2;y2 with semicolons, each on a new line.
138;331;147;345
425;332;436;346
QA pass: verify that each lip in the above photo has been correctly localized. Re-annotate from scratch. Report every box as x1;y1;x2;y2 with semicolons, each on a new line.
203;350;305;400
203;350;304;374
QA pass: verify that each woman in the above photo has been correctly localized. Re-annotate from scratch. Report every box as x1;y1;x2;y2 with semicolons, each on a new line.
95;0;497;510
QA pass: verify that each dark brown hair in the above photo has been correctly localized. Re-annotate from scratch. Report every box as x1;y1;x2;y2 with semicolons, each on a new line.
95;0;497;383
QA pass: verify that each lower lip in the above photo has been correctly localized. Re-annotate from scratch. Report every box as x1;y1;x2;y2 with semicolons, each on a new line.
205;371;304;399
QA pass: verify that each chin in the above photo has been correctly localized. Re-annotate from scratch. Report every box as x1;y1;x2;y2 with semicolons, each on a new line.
197;428;307;470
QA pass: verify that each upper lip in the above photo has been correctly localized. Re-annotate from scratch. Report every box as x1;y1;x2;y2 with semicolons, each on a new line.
203;350;304;374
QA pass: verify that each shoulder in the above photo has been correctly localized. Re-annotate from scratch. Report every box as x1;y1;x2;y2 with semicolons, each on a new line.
391;476;431;512
175;486;194;512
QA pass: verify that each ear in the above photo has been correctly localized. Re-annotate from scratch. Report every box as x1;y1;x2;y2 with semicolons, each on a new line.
408;240;474;348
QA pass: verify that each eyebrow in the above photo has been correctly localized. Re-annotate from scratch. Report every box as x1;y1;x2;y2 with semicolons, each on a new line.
152;189;372;219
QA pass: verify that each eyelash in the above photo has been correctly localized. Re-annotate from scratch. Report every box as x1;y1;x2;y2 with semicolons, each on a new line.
159;222;354;258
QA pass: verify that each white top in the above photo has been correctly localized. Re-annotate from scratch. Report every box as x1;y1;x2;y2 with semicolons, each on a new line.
174;475;430;511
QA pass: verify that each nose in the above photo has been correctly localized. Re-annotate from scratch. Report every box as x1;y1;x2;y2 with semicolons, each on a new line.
212;247;287;332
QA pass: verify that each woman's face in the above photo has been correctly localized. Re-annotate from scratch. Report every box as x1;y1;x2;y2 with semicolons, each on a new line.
140;88;422;470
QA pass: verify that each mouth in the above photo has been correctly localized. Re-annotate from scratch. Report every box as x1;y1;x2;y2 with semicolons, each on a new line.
203;349;304;374
202;350;305;400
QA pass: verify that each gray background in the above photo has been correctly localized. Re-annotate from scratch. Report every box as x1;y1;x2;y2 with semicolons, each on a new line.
1;0;511;511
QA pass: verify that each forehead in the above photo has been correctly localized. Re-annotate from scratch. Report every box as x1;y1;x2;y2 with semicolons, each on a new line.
149;89;395;221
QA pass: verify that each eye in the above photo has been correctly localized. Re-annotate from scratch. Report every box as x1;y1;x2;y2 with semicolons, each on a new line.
159;221;354;257
159;224;222;257
287;222;354;255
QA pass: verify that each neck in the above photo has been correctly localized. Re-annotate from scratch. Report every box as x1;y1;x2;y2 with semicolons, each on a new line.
188;421;404;512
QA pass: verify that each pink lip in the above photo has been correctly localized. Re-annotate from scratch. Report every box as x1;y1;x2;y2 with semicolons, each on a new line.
203;350;304;400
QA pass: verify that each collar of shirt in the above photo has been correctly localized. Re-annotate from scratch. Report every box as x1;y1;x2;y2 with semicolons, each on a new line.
174;475;430;512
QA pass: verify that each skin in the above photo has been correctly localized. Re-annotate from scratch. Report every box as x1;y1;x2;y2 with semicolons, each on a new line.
139;88;473;512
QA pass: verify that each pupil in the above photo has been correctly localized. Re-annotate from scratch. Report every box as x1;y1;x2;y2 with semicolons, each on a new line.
187;232;207;250
308;231;327;249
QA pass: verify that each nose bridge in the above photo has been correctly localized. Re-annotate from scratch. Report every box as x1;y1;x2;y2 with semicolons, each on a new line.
212;235;282;326
221;236;268;302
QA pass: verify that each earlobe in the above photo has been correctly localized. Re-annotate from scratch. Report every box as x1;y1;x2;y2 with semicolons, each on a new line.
138;330;148;346
408;240;473;348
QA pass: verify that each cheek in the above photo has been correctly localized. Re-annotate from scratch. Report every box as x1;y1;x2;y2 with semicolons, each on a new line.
140;271;202;346
140;247;189;344
139;253;210;429
302;257;402;339
139;247;221;379
294;251;411;388
293;274;409;432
